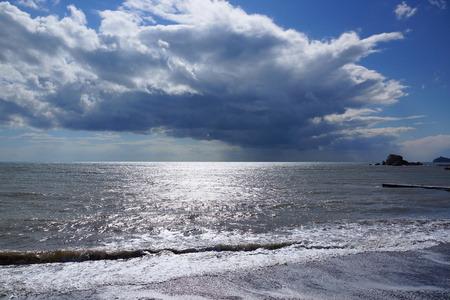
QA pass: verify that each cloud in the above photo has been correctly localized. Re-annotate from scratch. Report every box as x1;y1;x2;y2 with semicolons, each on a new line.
0;0;411;156
314;108;423;127
429;0;447;10
312;126;415;152
10;132;66;140
399;135;450;161
395;2;418;19
15;0;59;10
1;129;240;161
332;127;415;139
16;0;44;9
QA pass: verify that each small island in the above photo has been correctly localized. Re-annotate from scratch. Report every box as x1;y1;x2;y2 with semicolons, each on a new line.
433;156;450;163
379;154;423;166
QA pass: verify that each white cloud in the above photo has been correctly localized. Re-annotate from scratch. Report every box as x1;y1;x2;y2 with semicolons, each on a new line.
318;108;423;128
336;127;415;139
15;0;59;10
399;135;450;161
0;0;413;157
429;0;447;10
395;2;418;19
10;132;68;142
314;126;415;140
16;0;44;9
67;5;87;25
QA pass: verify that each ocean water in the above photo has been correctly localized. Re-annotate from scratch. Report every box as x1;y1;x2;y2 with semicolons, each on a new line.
1;162;449;298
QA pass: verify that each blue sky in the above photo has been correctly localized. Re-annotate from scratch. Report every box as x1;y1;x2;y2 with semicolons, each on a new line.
0;0;449;162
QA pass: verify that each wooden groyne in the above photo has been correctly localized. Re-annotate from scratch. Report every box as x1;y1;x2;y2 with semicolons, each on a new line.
382;183;450;192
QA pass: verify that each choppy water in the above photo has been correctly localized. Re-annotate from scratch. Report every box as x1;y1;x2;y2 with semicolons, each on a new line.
1;162;449;297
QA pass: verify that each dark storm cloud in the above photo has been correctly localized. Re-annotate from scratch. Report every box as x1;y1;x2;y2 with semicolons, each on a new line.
0;0;416;152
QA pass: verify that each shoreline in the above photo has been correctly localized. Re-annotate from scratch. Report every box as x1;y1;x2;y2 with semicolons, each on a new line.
10;243;450;300
143;243;450;299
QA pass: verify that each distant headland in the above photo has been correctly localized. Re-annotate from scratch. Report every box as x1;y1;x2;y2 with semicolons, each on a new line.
433;156;450;163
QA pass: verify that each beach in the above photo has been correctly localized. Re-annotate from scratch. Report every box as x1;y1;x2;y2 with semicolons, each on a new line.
4;243;447;299
147;244;450;300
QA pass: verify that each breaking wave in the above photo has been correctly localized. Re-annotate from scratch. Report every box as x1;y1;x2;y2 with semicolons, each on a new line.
0;242;349;265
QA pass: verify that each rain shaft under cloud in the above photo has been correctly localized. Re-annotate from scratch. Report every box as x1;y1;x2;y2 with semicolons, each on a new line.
0;0;415;152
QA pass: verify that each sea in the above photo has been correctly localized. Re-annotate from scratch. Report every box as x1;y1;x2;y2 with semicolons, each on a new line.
1;162;449;299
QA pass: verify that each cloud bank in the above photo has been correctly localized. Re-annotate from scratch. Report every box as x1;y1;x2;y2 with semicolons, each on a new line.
0;0;414;154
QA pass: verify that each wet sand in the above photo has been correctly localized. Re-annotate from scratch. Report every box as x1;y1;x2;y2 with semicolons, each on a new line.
7;243;450;299
142;243;450;300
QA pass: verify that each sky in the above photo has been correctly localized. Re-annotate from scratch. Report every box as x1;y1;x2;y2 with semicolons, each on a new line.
0;0;449;162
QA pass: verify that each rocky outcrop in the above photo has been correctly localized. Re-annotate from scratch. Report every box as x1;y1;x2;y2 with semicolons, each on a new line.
433;156;450;163
381;154;422;166
382;154;406;166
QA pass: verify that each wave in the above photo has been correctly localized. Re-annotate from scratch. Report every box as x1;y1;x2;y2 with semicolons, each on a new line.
0;191;45;197
0;249;145;265
0;242;347;266
2;219;449;266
